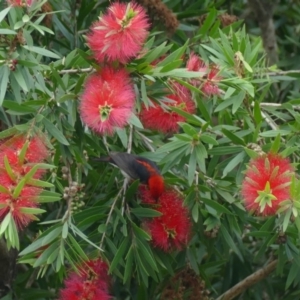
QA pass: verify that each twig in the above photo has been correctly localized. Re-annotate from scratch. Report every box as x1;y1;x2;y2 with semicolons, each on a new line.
120;125;134;215
260;110;278;130
58;67;94;74
135;131;155;152
62;162;74;222
99;184;126;249
102;136;110;152
259;102;300;111
216;259;278;300
127;125;133;154
56;65;300;78
266;70;300;76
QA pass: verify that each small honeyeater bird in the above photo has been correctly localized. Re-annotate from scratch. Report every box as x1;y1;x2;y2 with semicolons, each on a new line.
94;152;165;199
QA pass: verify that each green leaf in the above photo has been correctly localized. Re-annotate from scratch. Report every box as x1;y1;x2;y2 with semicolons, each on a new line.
0;65;9;105
180;123;198;136
38;191;61;203
42;118;69;145
0;6;11;23
98;224;106;233
18;140;29;165
109;237;130;273
285;262;299;289
131;208;162;218
33;242;60;268
157;40;188;66
67;234;89;260
200;134;218;145
208;146;244;155
244;147;260;159
136;238;158;272
41;226;63;246
232;91;246;114
188;151;197;186
0;127;18;139
131;222;151;241
27;179;54;188
198;8;217;37
202;198;234;215
12;178;26;199
222;128;246;146
160;60;183;72
0;213;11;235
12;68;28;92
0;184;9;194
19;207;46;215
282;209;292;232
222;152;245;178
259;130;290;137
0;29;16;35
62;222;68;239
192;203;199;222
22;45;60;59
129;114;143;129
270;134;281;153
253;101;263;124
220;225;243;261
143;42;172;63
7;217;19;249
123;246;134;284
4;156;16;181
125;180;140;202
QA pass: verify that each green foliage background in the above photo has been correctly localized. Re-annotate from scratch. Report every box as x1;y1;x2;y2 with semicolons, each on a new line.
1;0;300;299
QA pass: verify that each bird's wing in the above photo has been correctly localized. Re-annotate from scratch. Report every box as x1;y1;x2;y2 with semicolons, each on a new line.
109;152;141;180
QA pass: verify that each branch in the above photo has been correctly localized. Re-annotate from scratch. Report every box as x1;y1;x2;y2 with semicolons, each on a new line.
260;110;278;130
62;163;74;222
216;259;278;300
56;65;300;78
99;184;126;249
135;131;155;152
266;69;300;76
58;67;94;74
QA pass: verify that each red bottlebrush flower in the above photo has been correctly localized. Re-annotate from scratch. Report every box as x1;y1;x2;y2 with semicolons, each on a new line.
87;2;150;64
139;83;196;134
138;185;156;204
241;153;293;216
187;53;207;73
0;135;49;179
59;259;111;300
0;186;42;230
0;172;14;189
7;0;33;6
141;189;191;252
0;135;48;165
80;67;135;135
201;67;221;96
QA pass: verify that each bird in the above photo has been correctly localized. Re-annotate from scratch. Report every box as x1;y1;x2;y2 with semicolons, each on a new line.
93;152;165;199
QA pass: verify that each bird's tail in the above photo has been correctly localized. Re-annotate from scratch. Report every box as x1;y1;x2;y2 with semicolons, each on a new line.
91;156;111;163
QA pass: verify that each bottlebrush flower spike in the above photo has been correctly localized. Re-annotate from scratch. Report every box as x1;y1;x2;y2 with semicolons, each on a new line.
0;185;42;230
0;135;49;179
141;189;191;252
187;52;207;73
87;2;150;64
7;0;33;6
59;258;111;300
201;66;222;96
241;153;293;216
80;67;135;135
139;83;196;134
